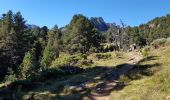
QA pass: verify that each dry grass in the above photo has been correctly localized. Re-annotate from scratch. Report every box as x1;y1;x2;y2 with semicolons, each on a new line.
110;47;170;100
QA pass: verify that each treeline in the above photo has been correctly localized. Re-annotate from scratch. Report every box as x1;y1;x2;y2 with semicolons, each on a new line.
104;14;170;49
126;14;170;46
1;10;170;81
0;11;104;81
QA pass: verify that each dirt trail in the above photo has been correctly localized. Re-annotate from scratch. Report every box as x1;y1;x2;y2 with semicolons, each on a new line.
86;51;143;100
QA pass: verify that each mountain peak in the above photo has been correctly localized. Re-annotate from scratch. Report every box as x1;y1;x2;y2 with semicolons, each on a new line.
90;17;108;31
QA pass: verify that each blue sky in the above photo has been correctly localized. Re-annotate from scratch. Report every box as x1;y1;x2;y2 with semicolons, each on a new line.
0;0;170;28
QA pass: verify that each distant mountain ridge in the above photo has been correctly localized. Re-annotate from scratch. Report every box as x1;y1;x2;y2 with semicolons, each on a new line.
90;17;108;31
90;17;118;32
26;24;39;29
26;17;118;32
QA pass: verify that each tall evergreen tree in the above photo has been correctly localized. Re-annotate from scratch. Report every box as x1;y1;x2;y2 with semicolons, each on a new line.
40;25;60;70
19;49;37;79
40;42;59;70
64;14;102;54
0;11;30;79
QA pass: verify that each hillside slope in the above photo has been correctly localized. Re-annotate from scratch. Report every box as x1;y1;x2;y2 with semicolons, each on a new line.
26;47;170;100
110;47;170;100
0;47;170;100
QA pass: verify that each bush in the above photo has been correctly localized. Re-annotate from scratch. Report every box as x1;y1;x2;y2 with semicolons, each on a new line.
79;59;93;66
68;54;85;63
165;37;170;46
40;42;59;70
142;46;151;57
95;53;111;59
51;54;85;67
89;47;98;53
151;38;167;48
19;50;38;79
5;68;17;85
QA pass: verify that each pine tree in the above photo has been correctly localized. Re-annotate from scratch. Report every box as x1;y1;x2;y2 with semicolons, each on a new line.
0;11;30;79
40;26;60;70
64;14;102;54
19;49;37;79
40;42;59;70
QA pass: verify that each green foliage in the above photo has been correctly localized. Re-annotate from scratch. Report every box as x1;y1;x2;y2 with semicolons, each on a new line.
165;37;170;46
79;59;93;66
40;68;68;80
149;37;170;49
101;43;119;52
64;14;102;54
1;10;170;97
142;46;151;57
40;26;61;70
19;49;38;79
0;10;31;79
89;47;98;53
32;40;43;63
151;38;167;48
127;14;170;47
5;68;17;83
31;26;41;37
95;53;111;59
51;54;85;67
40;42;59;70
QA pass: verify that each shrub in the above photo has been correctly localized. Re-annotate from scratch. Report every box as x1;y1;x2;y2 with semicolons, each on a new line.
95;53;111;59
89;47;98;53
19;50;38;79
51;54;85;67
151;38;167;48
142;46;151;57
69;54;85;62
5;68;17;84
79;59;93;66
165;37;170;46
40;42;59;70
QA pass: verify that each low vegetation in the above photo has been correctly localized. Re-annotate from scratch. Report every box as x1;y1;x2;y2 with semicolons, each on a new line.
110;47;170;100
141;46;151;57
95;53;112;60
151;38;167;48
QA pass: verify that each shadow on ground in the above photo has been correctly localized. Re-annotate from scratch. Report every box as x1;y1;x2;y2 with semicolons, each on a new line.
0;56;161;100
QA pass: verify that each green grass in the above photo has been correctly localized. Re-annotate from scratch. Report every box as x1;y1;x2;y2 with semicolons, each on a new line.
51;53;85;67
88;52;128;67
51;52;127;68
